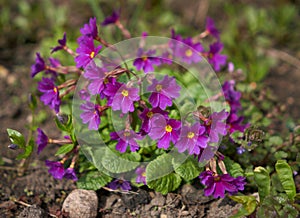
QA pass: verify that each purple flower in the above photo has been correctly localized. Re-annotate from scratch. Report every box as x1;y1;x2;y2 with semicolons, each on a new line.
110;85;140;114
236;146;246;154
75;37;102;68
79;89;90;101
174;38;204;64
148;114;181;149
199;171;245;198
107;179;131;191
170;29;183;42
135;167;146;185
36;128;48;154
205;110;228;143
84;60;106;95
31;53;46;77
222;80;241;113
206;42;227;71
38;78;61;113
139;107;168;134
63;168;78;181
51;33;67;53
175;123;208;155
205;17;220;39
102;79;122;106
110;129;142;153
133;49;161;73
45;160;64;180
101;10;120;26
80;101;102;130
160;51;173;65
147;75;181;110
79;17;98;39
233;176;246;192
227;113;249;134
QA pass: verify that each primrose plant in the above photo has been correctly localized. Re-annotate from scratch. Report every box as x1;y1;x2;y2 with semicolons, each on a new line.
7;11;300;216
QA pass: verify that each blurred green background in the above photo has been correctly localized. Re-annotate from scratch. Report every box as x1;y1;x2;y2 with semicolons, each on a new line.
0;0;299;82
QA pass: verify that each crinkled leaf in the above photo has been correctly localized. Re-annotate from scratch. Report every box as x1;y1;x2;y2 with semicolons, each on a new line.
254;166;270;202
77;171;112;190
146;153;173;182
268;136;283;146
173;156;201;181
257;194;298;218
101;148;140;173
55;144;74;156
224;157;244;177
275;160;296;201
274;151;288;160
7;128;26;148
147;172;182;195
229;195;257;218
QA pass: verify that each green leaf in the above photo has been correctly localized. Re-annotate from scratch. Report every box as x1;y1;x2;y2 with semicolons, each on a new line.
16;138;34;160
173;156;201;181
55;144;74;156
274;151;288;160
223;157;244;177
7;128;26;148
77;171;112;190
268;136;283;146
101;148;140;173
254;166;270;202
275;160;296;201
146;153;173;182
229;195;257;218
147;172;182;195
54;115;72;133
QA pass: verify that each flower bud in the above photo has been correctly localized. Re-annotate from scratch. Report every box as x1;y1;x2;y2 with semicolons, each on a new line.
8;144;18;150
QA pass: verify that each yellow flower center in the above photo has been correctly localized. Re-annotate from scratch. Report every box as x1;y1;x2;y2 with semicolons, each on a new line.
142;56;148;61
214;176;221;182
142;172;146;177
187;132;195;139
155;84;162;92
90;51;95;58
147;111;153;118
123;131;130;137
165;125;173;133
185;49;193;57
122;89;129;97
103;78;109;84
53;87;58;93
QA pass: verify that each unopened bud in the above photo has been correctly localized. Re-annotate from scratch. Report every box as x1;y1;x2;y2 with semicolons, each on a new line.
8;144;18;150
56;114;68;125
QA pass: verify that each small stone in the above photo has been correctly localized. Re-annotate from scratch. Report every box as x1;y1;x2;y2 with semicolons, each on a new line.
151;193;166;207
62;189;98;218
18;204;47;218
181;210;189;216
160;214;168;218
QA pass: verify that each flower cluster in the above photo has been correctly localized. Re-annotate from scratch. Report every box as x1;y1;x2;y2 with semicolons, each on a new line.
29;14;247;198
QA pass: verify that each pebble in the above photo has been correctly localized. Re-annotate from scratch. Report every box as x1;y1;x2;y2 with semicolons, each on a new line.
62;189;98;218
18;204;47;218
151;192;166;206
